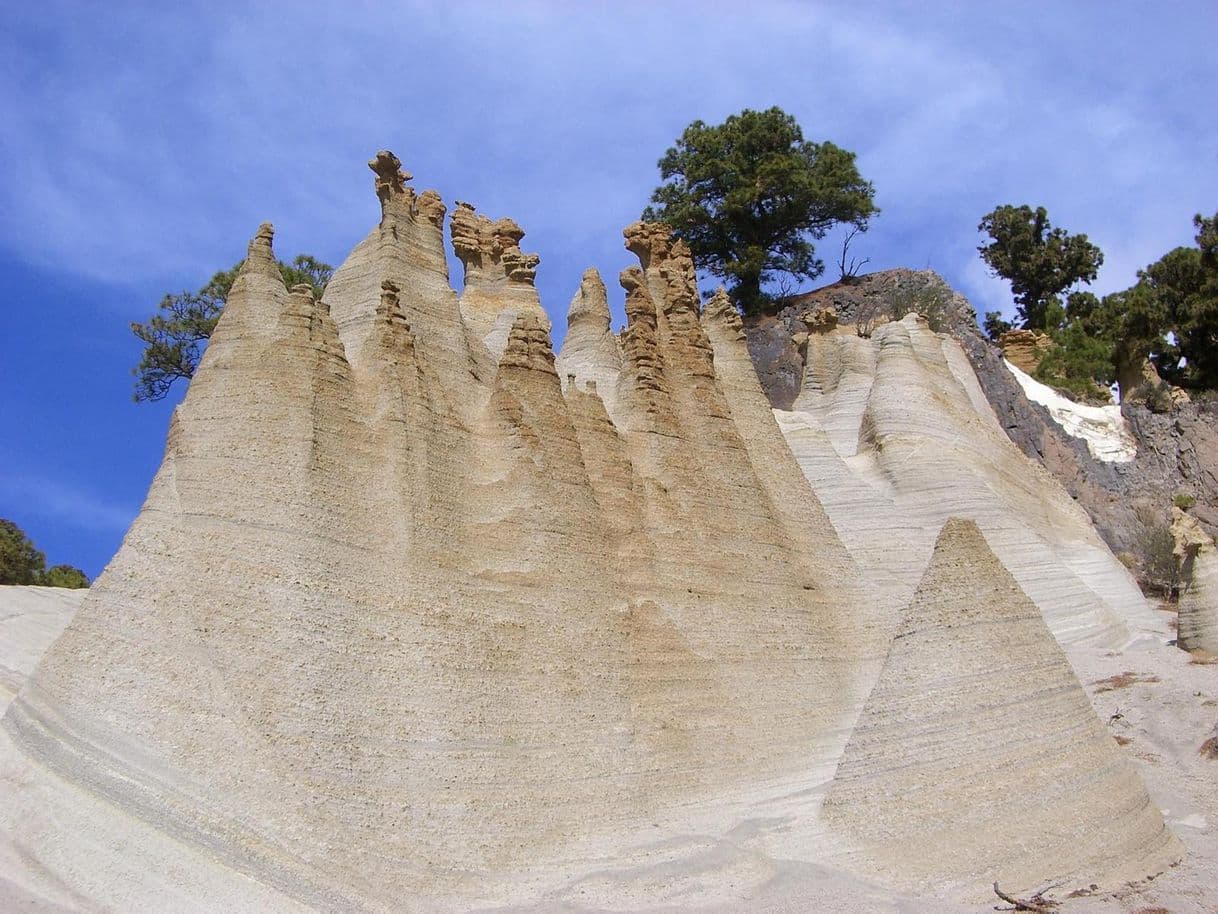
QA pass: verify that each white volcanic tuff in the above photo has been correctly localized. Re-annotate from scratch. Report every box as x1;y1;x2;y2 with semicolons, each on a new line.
822;517;1179;894
0;585;84;713
0;152;1179;910
1005;359;1137;463
1;163;877;910
777;314;1164;647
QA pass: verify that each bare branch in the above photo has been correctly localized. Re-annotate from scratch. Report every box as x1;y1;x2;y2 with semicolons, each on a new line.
838;226;870;282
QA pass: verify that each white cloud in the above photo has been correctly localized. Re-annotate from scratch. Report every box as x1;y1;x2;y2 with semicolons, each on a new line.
0;473;136;534
1;0;1215;326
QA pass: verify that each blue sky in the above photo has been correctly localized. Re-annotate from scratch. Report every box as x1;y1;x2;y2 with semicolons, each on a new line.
2;1;1216;578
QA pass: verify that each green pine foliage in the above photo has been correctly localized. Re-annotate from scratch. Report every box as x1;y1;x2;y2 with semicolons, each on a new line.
1034;319;1115;401
131;254;333;402
981;207;1218;397
0;519;45;585
40;564;90;589
977;204;1103;330
0;519;89;587
983;311;1013;341
643;107;878;315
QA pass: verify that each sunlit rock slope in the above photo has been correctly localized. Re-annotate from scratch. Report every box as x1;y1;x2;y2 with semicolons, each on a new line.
0;156;1180;912
773;310;1162;647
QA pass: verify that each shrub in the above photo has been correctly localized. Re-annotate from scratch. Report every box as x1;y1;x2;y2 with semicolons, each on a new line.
1174;493;1197;511
40;564;89;589
1131;380;1176;413
0;519;46;585
0;518;89;588
857;278;953;337
890;281;954;332
1034;320;1115;401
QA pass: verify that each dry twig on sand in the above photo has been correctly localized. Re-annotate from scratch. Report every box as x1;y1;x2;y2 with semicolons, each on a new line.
993;881;1059;913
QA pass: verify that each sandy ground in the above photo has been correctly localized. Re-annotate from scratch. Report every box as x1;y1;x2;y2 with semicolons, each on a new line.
0;589;1214;913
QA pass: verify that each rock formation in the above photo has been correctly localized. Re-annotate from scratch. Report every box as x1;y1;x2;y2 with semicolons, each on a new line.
0;155;1181;910
0;585;84;713
555;267;622;416
1172;507;1218;652
750;271;1218;559
0;155;877;910
822;518;1179;893
451;199;548;360
775;311;1161;646
997;327;1052;374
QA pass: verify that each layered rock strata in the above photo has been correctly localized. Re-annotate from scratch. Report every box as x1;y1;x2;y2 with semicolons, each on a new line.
451;199;548;361
2;155;876;910
0;156;1180;910
822;517;1179;893
773;310;1162;646
554;267;621;417
750;271;1218;559
1172;507;1218;652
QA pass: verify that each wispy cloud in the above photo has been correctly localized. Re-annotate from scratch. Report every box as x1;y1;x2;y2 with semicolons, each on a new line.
1;0;1215;326
0;473;137;534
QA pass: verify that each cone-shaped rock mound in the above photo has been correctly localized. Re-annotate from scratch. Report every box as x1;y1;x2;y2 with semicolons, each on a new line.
822;517;1180;896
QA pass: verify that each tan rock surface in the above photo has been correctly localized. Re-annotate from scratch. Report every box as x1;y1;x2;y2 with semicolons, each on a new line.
1;167;875;911
1173;507;1218;652
821;518;1180;895
554;267;622;416
998;327;1051;374
451;199;548;361
0;156;1186;911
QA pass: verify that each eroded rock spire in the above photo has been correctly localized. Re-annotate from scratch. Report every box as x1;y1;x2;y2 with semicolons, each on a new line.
369;150;413;204
451;203;540;287
555;268;622;410
452;201;547;362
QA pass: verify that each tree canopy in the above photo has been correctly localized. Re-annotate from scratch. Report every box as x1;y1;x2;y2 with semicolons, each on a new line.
643;106;878;315
1012;210;1218;399
0;519;89;587
1110;211;1218;390
977;204;1103;330
131;254;332;402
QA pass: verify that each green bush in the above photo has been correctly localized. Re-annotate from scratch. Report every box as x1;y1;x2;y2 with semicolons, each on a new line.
1174;493;1197;511
1132;380;1176;413
0;518;89;588
40;564;89;589
0;519;45;585
1137;523;1180;599
890;282;954;332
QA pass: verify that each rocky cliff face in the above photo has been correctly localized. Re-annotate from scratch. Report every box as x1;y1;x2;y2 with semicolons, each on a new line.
746;270;1218;564
0;163;1182;911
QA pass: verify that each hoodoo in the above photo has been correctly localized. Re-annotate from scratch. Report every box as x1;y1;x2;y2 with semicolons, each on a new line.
0;153;1182;911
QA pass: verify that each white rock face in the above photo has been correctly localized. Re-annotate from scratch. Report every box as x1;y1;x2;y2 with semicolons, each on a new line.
0;172;879;911
555;267;623;419
0;585;83;712
775;315;1163;648
1004;359;1137;462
